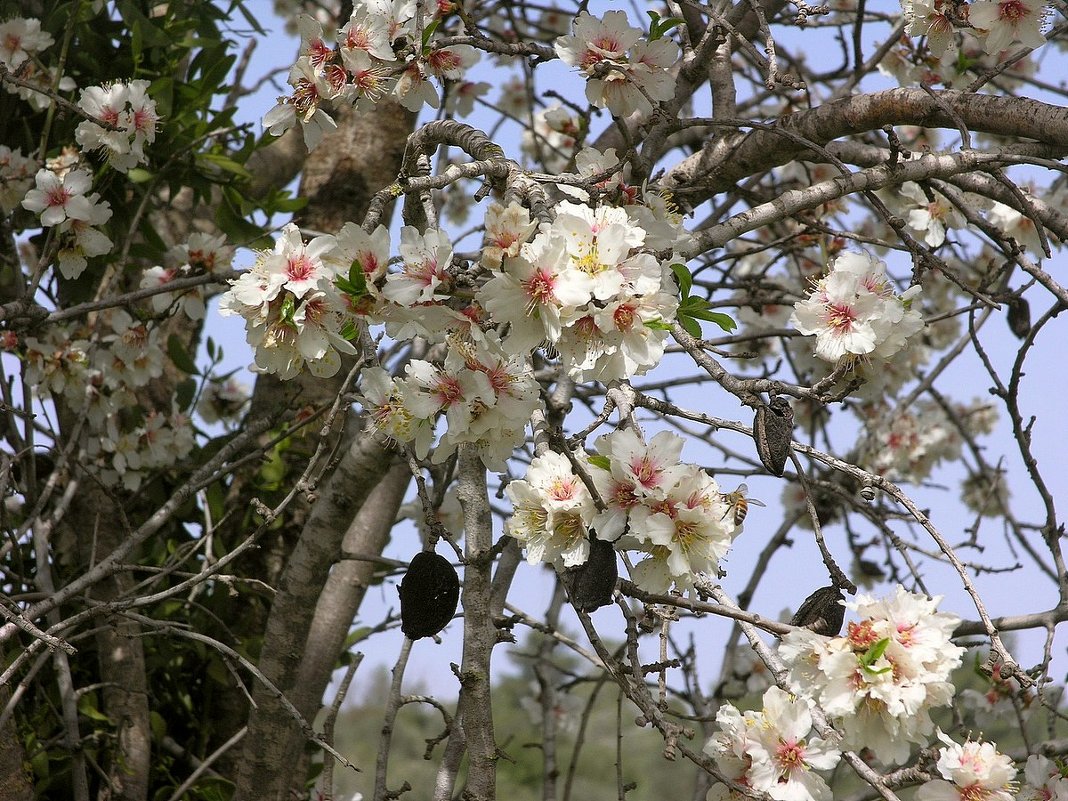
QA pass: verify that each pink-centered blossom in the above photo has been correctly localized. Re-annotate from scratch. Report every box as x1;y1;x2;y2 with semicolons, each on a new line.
0;17;54;71
384;226;453;305
705;687;841;801
505;450;597;567
969;0;1046;54
916;735;1016;801
21;168;95;226
790;251;924;365
779;586;964;766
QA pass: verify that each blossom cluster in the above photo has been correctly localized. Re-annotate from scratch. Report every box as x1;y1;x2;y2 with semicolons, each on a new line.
856;397;995;484
0;145;35;214
220;152;682;386
196;376;250;425
779;586;964;765
790;250;924;365
358;333;541;472
21;165;114;279
481;192;680;383
84;406;196;491
263;5;482;149
0;16;54;71
505;450;597;567
504;429;738;592
916;734;1016;801
75;79;160;173
521;105;584;172
1017;754;1068;801
554;11;679;118
855;398;962;482
903;0;1047;58
21;310;196;490
705;686;841;801
218;223;358;379
0;17;73;110
141;232;235;320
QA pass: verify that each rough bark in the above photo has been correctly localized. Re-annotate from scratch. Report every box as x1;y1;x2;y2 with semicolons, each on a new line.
0;685;33;801
452;449;499;801
205;97;416;778
95;611;151;801
286;463;412;782
664;89;1068;203
231;430;400;800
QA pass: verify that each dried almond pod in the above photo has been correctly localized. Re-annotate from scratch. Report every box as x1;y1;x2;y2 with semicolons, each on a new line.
790;585;845;637
1007;296;1031;340
561;538;618;612
399;550;460;640
753;397;794;477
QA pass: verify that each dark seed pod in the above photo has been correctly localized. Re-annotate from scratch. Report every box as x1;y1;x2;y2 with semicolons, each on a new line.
790;585;845;637
561;538;618;612
399;551;460;640
1006;297;1031;340
754;397;794;477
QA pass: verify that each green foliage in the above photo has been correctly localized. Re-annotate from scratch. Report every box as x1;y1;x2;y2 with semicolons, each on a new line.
2;3;283;797
646;10;685;41
671;263;737;337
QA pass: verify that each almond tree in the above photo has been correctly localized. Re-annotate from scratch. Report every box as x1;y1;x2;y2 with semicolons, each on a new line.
1;1;1067;800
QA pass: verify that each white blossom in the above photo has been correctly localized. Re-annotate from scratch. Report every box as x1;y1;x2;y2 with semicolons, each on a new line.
21;168;96;226
790;251;924;365
779;586;964;765
705;687;841;801
0;17;54;71
917;734;1016;801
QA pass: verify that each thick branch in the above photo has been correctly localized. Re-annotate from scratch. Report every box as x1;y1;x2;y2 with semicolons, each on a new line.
665;89;1068;203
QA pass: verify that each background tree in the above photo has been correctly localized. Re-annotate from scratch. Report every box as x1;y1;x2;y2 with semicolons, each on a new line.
1;0;1067;800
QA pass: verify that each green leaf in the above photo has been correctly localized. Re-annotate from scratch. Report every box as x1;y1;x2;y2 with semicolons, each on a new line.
279;294;296;325
339;320;359;341
175;378;197;411
348;260;368;294
587;455;611;471
30;746;49;778
167;335;199;375
150;711;167;742
859;637;892;672
337;260;369;299
77;694;112;723
197;152;253;180
215;189;271;248
679;315;702;338
679;296;739;331
206;656;230;686
644;318;674;331
230;0;268;35
149;76;175;118
422;18;441;52
688;309;737;332
659;18;684;38
647;10;685;40
670;263;692;298
127;168;154;184
205;480;226;526
343;626;373;650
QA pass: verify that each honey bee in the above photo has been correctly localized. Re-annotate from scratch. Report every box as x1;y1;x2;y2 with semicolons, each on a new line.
721;483;766;526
